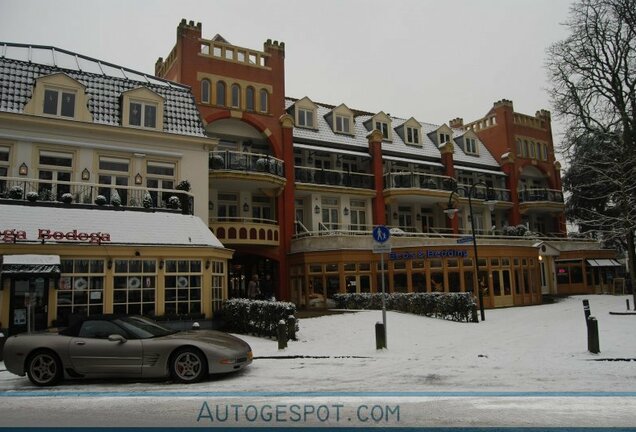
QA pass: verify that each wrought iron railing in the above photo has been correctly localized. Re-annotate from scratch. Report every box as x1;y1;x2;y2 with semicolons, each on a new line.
209;150;285;177
518;188;564;203
383;171;456;191
294;166;375;189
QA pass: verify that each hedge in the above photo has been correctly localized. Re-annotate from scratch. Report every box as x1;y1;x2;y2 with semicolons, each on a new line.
331;292;478;323
220;298;299;338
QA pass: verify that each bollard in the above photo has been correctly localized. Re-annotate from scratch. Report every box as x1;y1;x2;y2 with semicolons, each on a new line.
375;322;386;350
627;299;631;311
582;299;591;325
277;320;287;350
587;316;600;354
286;315;297;341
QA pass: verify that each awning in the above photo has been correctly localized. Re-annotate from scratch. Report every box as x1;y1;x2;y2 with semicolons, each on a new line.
1;255;61;276
455;166;507;176
586;259;622;267
382;155;444;168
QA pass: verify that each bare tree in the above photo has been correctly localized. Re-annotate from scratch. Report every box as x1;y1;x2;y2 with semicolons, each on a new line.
547;0;636;300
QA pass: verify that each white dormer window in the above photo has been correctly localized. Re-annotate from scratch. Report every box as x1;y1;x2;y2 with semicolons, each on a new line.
335;115;350;133
298;108;314;128
465;137;478;154
129;101;157;128
376;121;389;139
43;88;76;118
406;127;419;144
439;133;450;144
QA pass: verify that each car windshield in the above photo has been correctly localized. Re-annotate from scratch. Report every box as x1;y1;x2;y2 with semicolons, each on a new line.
113;316;178;339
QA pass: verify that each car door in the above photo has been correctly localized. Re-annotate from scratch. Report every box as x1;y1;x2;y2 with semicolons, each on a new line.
69;319;142;377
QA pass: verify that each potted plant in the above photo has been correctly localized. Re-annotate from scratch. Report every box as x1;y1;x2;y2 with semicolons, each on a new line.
142;191;153;209
26;191;38;202
110;190;122;207
167;195;180;209
95;195;107;206
8;186;23;200
61;193;73;204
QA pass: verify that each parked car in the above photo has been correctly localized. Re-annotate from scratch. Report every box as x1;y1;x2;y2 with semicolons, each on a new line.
3;315;252;386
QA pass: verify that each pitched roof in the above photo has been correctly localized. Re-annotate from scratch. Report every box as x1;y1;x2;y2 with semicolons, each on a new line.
0;42;205;137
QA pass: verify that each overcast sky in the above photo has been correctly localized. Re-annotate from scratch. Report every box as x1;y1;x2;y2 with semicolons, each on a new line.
1;0;573;151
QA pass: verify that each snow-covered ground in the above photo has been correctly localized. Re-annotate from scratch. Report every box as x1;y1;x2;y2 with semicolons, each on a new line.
1;294;634;393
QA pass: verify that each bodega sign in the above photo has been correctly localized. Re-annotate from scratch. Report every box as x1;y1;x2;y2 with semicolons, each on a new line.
1;228;111;244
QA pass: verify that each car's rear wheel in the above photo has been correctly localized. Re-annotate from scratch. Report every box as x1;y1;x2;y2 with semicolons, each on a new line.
26;350;62;386
170;347;207;383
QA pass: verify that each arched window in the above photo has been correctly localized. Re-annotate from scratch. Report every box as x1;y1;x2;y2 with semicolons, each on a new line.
231;84;241;108
216;81;226;106
246;87;255;112
259;89;268;113
201;79;210;104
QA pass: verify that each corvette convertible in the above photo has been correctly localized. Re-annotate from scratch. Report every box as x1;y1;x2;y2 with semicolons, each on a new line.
3;315;252;386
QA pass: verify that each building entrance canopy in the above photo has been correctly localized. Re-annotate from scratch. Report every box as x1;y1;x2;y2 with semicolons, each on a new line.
1;254;61;277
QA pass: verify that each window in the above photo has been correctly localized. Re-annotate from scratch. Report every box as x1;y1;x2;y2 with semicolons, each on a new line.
114;259;157;316
211;261;225;312
439;133;450;144
79;320;126;339
541;143;548;161
231;84;241;108
98;156;129;205
252;195;274;221
335;115;351;134
129;101;157;128
350;200;367;231
406;127;420;144
146;161;176;208
218;193;238;221
321;197;339;230
164;260;203;315
528;141;536;159
516;139;524;157
216;81;226;106
465;138;478;154
297;108;314;128
246;86;255;111
201;79;211;104
43;88;75;118
259;89;268;113
57;259;105;326
375;121;389;139
38;150;73;201
0;146;8;194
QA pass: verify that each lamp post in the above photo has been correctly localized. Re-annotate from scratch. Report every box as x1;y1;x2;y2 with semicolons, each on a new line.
444;181;496;321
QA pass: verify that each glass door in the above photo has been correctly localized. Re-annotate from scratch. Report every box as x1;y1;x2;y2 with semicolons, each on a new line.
9;277;49;335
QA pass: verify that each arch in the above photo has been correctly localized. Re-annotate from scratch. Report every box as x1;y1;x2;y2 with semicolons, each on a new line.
231;84;241;108
239;227;248;239
216;227;226;239
228;227;237;239
259;229;266;240
216;81;226;106
204;114;283;158
259;89;269;113
246;86;255;112
201;79;211;104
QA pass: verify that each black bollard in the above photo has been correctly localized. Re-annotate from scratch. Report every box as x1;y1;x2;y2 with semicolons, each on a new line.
277;320;287;350
286;315;297;341
582;299;591;324
627;299;631;311
375;322;386;350
587;316;600;354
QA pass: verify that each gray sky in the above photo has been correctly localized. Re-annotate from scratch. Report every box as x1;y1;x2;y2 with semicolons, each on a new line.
1;0;573;150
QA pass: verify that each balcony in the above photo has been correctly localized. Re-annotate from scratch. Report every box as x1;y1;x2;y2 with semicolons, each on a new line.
518;188;565;214
0;176;194;213
210;217;279;246
295;166;375;190
209;151;286;191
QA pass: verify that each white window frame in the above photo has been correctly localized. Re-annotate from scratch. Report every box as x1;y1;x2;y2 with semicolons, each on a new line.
335;115;351;134
43;87;76;118
465;138;478;155
375;121;389;139
128;100;158;129
297;108;314;128
406;127;420;144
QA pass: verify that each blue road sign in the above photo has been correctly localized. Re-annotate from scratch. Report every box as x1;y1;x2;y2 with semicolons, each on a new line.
372;225;391;243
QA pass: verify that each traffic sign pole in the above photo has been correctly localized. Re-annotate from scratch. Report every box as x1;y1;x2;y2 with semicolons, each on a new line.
381;251;387;348
372;225;390;349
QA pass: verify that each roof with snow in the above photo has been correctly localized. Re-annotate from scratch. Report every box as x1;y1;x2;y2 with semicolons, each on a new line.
0;42;206;137
0;204;225;248
286;98;502;173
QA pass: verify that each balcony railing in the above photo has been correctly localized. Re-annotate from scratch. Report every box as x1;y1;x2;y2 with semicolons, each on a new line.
209;151;285;177
209;217;279;246
295;166;374;189
518;188;564;203
384;171;455;191
0;176;194;213
455;184;511;202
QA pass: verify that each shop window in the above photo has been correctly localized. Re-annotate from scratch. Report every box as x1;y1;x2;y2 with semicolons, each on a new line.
447;259;458;268
493;270;501;295
358;263;370;271
411;271;427;293
344;263;356;272
490;258;500;267
164;260;203;316
430;259;442;268
326;275;340;298
211;261;225;312
57;259;105;325
448;271;460;292
216;81;226;106
326;263;338;272
412;260;425;269
431;271;444;292
570;265;584;283
113;259;157;316
515;269;522;294
463;270;475;293
309;264;322;273
393;273;408;293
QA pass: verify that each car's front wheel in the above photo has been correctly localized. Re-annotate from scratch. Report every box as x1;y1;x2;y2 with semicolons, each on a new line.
170;348;207;383
26;350;63;386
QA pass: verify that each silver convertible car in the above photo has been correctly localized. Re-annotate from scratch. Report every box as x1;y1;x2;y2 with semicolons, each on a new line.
3;315;253;386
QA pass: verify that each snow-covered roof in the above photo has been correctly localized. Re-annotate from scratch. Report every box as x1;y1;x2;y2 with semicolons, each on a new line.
0;204;224;248
286;98;502;171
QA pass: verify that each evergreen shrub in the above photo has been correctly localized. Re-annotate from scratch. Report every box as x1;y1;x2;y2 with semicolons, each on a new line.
220;298;299;339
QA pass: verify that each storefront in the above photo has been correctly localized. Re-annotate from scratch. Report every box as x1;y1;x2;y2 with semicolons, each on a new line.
0;204;232;336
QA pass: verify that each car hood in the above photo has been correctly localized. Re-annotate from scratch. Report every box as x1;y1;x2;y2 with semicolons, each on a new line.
159;330;250;349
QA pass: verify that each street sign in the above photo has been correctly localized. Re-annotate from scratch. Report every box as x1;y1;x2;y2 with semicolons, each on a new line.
372;242;392;254
372;225;391;243
457;236;474;244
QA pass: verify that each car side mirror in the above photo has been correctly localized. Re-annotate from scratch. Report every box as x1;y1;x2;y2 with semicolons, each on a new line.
108;334;127;343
